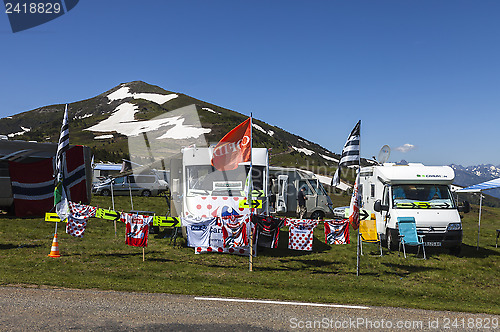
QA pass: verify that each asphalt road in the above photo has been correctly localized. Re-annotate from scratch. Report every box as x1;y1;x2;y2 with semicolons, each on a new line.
0;286;498;331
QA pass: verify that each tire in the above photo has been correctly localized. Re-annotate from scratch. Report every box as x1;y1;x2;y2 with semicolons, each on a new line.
310;211;324;220
449;245;461;256
101;189;111;196
141;190;152;197
386;228;397;251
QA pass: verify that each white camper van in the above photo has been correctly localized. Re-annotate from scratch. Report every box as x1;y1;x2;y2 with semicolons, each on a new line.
359;163;463;253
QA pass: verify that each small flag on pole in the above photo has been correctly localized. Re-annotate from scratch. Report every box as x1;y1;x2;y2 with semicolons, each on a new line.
332;120;360;187
211;118;252;171
54;105;70;222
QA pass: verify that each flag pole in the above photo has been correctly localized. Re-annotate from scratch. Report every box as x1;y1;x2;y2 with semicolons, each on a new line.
356;120;361;277
249;113;253;272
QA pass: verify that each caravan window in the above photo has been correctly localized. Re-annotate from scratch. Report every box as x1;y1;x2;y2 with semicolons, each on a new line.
382;186;389;206
298;180;313;195
307;179;327;196
392;184;455;209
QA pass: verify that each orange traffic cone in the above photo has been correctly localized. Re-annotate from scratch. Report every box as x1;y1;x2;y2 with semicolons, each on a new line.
48;233;61;258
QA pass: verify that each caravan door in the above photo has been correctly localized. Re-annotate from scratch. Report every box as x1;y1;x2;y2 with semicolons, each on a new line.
276;175;288;213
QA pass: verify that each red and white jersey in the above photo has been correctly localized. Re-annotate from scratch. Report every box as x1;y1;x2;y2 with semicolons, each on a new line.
121;213;153;247
66;202;97;238
324;219;350;245
222;215;250;248
287;219;319;251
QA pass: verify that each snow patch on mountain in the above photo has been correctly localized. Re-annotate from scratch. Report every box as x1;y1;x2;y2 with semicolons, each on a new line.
292;146;315;155
85;102;211;139
8;126;31;137
202;107;221;115
107;86;178;105
252;123;275;137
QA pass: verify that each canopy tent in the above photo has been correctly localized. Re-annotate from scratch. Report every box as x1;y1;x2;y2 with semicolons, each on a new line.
457;178;500;249
457;178;500;193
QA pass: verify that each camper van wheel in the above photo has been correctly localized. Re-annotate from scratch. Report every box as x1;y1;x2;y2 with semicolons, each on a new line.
141;190;152;197
449;245;461;256
101;189;111;196
310;211;324;220
386;228;396;251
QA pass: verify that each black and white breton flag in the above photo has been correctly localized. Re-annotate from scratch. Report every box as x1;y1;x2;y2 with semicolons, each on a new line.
332;120;360;187
55;105;70;183
55;105;70;221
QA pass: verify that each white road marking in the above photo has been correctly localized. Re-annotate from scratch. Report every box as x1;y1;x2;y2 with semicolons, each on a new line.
195;297;370;310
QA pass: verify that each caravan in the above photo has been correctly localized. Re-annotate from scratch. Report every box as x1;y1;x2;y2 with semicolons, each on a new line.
269;167;333;219
359;163;464;254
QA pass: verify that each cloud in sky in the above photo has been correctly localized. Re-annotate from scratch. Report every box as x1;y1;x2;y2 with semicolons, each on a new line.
394;144;416;153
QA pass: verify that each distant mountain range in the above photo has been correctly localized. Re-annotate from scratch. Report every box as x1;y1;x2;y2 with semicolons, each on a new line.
450;164;500;200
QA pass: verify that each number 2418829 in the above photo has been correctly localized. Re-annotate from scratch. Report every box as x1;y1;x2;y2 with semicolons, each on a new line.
5;2;61;14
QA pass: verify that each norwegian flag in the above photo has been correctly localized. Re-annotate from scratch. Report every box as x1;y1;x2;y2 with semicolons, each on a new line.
8;145;89;217
9;158;55;217
63;145;89;204
211;118;251;171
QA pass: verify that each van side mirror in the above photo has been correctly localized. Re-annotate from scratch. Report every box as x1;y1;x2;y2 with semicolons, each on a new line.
458;200;470;214
374;199;389;212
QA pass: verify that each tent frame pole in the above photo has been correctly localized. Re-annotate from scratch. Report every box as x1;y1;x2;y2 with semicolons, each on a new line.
477;192;483;251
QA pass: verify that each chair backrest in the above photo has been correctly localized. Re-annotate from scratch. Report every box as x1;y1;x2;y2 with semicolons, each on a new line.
397;217;420;245
359;218;379;242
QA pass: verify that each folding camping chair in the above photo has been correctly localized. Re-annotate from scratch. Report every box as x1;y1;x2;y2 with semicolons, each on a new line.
359;218;383;256
397;217;426;259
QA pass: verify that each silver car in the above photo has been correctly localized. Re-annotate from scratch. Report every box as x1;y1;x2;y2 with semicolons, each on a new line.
92;174;168;197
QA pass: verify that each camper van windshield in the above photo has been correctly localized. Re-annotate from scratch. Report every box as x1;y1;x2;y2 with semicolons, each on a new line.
392;184;455;209
186;165;264;196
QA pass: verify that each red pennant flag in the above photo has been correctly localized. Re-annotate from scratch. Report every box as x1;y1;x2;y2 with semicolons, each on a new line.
211;118;252;171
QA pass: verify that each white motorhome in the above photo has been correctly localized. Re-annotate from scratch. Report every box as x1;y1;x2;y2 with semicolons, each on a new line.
359;163;463;253
169;147;333;219
269;167;333;219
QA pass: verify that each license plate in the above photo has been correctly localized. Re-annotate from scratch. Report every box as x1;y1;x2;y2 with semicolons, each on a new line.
425;242;441;247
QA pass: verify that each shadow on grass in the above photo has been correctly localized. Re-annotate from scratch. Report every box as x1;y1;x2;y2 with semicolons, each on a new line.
0;243;41;250
381;262;443;277
88;250;166;259
254;257;343;274
456;244;500;258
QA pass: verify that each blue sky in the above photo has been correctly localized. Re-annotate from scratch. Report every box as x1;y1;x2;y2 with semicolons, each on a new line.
1;0;499;166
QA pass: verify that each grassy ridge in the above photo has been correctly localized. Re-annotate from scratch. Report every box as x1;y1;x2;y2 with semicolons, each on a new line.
0;195;498;314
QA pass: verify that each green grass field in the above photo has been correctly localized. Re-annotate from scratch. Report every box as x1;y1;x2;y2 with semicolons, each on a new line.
0;195;499;314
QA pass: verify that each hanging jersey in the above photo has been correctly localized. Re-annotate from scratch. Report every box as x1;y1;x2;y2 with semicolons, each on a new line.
252;215;285;248
222;215;250;248
324;219;350;245
185;217;217;248
66;202;97;238
121;213;153;247
287;219;319;251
